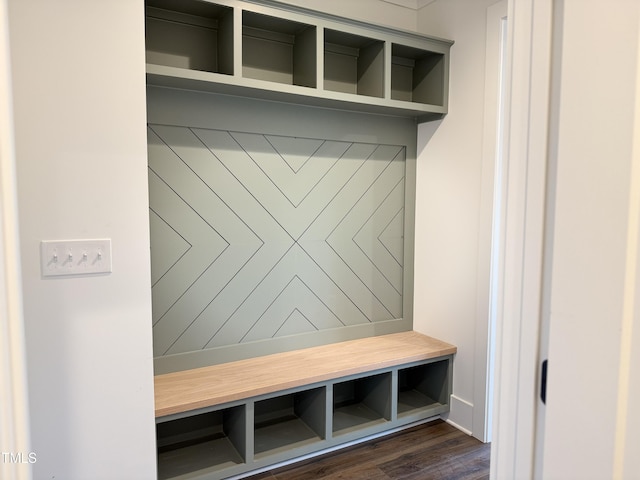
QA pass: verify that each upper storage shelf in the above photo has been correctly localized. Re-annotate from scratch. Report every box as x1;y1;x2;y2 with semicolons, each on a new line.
145;0;453;122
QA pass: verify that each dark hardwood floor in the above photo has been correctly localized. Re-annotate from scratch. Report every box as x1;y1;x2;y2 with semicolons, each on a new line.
246;420;490;480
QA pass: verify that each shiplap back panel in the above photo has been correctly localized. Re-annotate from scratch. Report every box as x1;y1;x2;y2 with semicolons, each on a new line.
148;87;416;374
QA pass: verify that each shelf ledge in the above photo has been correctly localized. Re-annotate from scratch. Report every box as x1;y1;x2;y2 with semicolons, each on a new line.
147;64;447;122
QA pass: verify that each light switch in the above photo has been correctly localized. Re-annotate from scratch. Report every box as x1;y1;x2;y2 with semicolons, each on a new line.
41;239;112;277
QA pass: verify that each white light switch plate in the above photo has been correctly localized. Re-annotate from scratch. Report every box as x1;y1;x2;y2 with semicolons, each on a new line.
41;239;112;277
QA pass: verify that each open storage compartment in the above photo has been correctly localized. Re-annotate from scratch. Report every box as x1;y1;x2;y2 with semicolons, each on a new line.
145;0;452;121
254;387;326;459
152;332;456;479
391;43;445;106
242;11;317;87
145;0;234;75
332;372;391;435
324;29;384;98
397;359;450;418
156;406;246;479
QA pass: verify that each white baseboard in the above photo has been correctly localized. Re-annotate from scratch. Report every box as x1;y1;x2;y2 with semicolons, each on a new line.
443;394;474;435
445;418;473;436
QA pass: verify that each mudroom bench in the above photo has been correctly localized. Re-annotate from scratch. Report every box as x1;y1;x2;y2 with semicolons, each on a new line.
154;331;456;480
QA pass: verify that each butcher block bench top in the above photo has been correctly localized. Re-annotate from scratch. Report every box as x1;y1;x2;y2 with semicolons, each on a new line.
154;331;457;418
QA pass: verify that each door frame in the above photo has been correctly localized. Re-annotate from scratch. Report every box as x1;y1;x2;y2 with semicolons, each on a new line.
473;0;508;444
0;0;32;477
490;0;553;477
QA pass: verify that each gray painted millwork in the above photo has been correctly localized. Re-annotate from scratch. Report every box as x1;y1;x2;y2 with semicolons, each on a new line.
156;356;453;480
146;1;451;477
148;87;417;373
149;126;406;353
145;0;452;122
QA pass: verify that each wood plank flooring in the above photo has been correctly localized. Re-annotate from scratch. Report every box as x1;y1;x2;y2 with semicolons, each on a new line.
245;420;490;480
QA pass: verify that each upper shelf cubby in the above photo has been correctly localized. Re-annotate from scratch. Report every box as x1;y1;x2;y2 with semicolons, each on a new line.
391;43;445;106
145;0;234;75
324;29;384;98
243;11;316;88
144;0;453;122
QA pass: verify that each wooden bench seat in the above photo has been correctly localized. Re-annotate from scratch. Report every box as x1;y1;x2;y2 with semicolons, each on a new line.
155;331;456;418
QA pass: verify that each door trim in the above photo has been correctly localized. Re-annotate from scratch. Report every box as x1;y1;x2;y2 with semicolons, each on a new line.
0;0;32;477
490;0;553;477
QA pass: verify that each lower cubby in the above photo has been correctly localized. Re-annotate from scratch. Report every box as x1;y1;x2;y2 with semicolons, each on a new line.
332;372;392;436
397;359;450;418
254;387;326;459
156;406;246;479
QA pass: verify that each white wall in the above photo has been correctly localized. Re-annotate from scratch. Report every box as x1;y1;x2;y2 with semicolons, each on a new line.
275;0;417;31
8;0;156;478
413;0;499;435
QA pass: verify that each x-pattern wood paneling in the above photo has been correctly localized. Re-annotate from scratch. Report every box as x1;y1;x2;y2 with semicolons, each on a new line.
148;124;406;358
